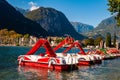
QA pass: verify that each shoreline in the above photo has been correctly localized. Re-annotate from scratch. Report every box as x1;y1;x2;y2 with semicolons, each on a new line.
0;45;118;51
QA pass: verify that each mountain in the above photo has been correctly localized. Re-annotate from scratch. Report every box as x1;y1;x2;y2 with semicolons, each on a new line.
95;16;116;30
0;0;47;37
83;16;120;39
15;7;29;15
25;7;85;39
71;22;94;33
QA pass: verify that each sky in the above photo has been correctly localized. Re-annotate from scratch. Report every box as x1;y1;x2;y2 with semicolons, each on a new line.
7;0;112;27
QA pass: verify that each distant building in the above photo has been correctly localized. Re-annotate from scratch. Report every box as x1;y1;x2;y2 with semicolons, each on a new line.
19;37;24;46
18;36;38;46
47;36;64;46
100;40;104;48
116;41;120;50
29;36;38;46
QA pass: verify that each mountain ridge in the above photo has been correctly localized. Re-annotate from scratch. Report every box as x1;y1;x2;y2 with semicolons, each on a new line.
82;16;120;39
25;7;86;39
0;0;48;37
71;22;94;33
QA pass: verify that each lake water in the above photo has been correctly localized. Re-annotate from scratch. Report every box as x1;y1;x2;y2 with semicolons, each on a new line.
0;46;120;80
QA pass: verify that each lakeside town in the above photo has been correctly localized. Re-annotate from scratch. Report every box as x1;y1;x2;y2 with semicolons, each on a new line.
1;34;120;50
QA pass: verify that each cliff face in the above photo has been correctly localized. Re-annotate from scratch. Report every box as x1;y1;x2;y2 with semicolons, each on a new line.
0;0;48;37
25;7;85;39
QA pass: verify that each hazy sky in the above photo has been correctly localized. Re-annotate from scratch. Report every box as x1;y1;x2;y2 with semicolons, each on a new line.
7;0;111;27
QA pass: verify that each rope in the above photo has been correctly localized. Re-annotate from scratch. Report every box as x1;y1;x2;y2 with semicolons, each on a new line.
48;59;56;70
48;60;52;68
19;56;24;65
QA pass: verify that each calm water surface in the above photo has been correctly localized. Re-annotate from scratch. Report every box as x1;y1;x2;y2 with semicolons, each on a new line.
0;46;120;80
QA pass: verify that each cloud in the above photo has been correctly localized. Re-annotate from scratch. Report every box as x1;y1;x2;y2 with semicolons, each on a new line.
28;1;39;11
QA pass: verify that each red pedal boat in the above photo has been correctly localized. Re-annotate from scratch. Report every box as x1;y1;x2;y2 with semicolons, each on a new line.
53;36;101;66
18;38;78;71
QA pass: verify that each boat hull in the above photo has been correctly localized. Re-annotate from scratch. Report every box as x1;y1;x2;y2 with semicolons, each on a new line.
103;56;115;60
78;61;94;66
95;60;102;64
19;61;78;71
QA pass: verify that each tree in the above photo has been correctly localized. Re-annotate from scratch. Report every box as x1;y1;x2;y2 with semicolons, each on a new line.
55;37;64;44
106;33;111;47
94;36;103;46
88;38;94;46
83;39;89;46
108;0;120;26
83;38;94;46
0;29;23;45
113;32;116;47
23;34;30;38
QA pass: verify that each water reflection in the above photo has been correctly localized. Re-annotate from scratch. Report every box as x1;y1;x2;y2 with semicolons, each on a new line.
18;66;63;80
18;66;83;80
17;65;94;80
17;62;120;80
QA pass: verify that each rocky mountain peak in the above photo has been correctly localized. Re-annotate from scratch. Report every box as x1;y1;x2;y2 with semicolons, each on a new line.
25;7;85;39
